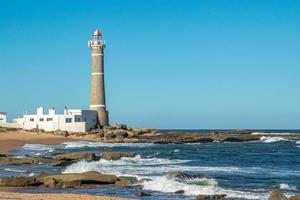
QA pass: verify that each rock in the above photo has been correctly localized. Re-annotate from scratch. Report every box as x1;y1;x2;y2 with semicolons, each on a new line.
104;132;116;139
268;191;288;200
167;172;207;180
115;176;137;187
50;160;72;167
223;137;244;142
112;124;127;130
137;178;152;185
0;154;7;158
54;153;98;161
101;152;136;160
0;156;52;165
196;194;226;200
39;171;117;188
0;177;42;187
136;191;151;196
289;195;300;200
175;190;185;194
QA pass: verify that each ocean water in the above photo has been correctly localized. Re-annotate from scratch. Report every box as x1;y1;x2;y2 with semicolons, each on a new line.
1;130;300;200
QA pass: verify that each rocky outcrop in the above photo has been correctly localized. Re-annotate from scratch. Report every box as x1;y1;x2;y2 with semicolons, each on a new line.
175;190;185;194
0;156;53;165
268;191;289;200
196;194;226;200
0;153;99;166
39;172;117;188
101;152;136;160
289;195;300;200
115;176;137;187
0;177;42;187
54;153;99;161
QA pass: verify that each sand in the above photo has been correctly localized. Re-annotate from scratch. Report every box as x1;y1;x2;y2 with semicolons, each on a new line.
0;131;76;153
0;131;132;200
0;191;131;200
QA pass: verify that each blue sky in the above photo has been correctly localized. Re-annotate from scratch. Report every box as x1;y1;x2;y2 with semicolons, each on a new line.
0;0;300;129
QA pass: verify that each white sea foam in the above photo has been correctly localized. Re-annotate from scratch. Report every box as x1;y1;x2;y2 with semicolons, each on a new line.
260;136;288;143
251;132;295;135
63;141;154;149
28;173;37;176
22;144;55;152
63;156;268;199
296;141;300;144
4;168;26;173
143;175;267;199
279;183;297;191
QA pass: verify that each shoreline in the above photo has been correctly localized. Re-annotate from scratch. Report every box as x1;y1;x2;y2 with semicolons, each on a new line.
0;190;131;200
0;131;81;154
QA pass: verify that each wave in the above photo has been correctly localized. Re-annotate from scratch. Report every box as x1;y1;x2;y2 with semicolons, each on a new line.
296;141;300;144
251;132;295;135
63;141;154;149
143;175;267;199
279;183;297;191
260;136;288;143
4;168;26;173
22;144;55;152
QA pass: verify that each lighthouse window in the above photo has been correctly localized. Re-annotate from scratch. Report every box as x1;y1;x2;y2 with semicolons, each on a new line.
39;118;44;122
66;118;72;123
46;118;53;121
30;118;34;122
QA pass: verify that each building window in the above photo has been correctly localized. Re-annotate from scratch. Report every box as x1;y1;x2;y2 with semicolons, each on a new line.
66;118;72;123
30;118;34;122
75;117;81;122
0;118;3;121
46;118;53;121
39;118;44;122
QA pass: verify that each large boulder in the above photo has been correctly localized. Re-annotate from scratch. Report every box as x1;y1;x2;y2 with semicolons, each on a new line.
101;152;136;160
39;171;117;188
115;176;137;187
54;153;98;161
268;191;288;200
0;156;52;165
196;194;226;200
289;195;300;200
0;177;42;187
112;124;127;130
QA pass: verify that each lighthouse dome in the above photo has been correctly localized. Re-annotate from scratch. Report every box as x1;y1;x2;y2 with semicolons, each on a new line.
93;29;102;36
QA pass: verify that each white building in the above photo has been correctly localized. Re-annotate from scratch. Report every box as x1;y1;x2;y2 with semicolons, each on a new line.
13;107;98;132
0;112;7;123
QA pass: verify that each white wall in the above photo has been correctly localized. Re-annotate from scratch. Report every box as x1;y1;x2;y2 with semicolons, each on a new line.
0;114;6;123
14;108;97;132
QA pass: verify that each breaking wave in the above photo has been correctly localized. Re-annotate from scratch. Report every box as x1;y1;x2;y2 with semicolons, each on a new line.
62;155;275;199
22;144;55;152
143;175;267;199
279;183;297;191
260;136;288;143
251;132;295;135
4;168;26;173
63;141;154;149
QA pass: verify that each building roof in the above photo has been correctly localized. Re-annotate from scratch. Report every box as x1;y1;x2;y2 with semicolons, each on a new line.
93;29;102;36
0;112;7;115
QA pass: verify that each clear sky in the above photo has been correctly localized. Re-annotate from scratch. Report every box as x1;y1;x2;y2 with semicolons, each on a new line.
0;0;300;129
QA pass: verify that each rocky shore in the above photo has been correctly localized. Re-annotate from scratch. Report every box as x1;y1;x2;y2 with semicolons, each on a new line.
0;126;299;199
2;125;299;145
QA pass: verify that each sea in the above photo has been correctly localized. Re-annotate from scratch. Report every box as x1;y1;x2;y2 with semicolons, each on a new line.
1;130;300;200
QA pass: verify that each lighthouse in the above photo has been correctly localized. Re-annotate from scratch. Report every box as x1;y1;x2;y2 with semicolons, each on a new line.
88;29;109;126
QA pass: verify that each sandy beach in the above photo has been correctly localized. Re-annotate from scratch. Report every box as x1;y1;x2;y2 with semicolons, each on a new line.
0;131;76;154
0;191;131;200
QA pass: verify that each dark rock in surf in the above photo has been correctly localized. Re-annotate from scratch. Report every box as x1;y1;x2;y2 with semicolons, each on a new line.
196;194;227;200
115;176;137;187
101;152;136;160
175;190;185;194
